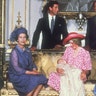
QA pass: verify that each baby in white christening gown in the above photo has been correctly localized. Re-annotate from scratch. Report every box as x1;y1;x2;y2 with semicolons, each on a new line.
57;58;85;96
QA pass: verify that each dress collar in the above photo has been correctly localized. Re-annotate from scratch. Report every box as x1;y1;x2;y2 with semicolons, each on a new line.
16;45;25;53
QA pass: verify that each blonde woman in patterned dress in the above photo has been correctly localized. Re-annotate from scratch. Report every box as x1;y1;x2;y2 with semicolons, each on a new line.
48;32;92;96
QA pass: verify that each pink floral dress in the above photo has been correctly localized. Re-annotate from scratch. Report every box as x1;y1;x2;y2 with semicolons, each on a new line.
47;46;92;92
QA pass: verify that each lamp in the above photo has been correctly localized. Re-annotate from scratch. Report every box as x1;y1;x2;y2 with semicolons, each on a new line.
75;12;87;30
75;0;87;30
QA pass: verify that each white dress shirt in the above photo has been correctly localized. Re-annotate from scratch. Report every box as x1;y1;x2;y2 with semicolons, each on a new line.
48;14;56;29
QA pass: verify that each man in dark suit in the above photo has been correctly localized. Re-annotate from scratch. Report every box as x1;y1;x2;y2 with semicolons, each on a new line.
31;0;68;50
85;1;96;51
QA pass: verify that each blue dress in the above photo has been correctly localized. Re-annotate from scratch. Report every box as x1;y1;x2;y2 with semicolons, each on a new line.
8;45;48;95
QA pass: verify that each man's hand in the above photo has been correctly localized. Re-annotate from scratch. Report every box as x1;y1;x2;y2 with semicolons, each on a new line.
30;46;37;51
54;44;63;49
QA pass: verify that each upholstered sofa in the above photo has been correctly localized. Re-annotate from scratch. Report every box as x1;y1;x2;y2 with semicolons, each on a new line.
0;50;96;96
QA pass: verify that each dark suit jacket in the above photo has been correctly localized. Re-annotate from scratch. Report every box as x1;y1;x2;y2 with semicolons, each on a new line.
85;16;96;50
32;14;68;49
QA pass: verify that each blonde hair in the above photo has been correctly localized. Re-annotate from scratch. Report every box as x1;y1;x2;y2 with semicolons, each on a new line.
69;38;81;46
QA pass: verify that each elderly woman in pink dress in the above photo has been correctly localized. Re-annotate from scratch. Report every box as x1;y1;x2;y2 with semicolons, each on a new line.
48;32;92;96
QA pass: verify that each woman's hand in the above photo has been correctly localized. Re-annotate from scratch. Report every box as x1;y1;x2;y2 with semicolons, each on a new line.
26;70;40;75
80;71;87;82
56;68;64;75
31;70;40;75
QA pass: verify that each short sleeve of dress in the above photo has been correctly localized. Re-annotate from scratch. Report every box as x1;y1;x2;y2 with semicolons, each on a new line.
82;50;92;70
10;50;26;75
61;47;70;62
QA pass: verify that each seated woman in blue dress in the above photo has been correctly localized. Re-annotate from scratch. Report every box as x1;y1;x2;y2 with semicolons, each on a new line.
8;27;48;96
